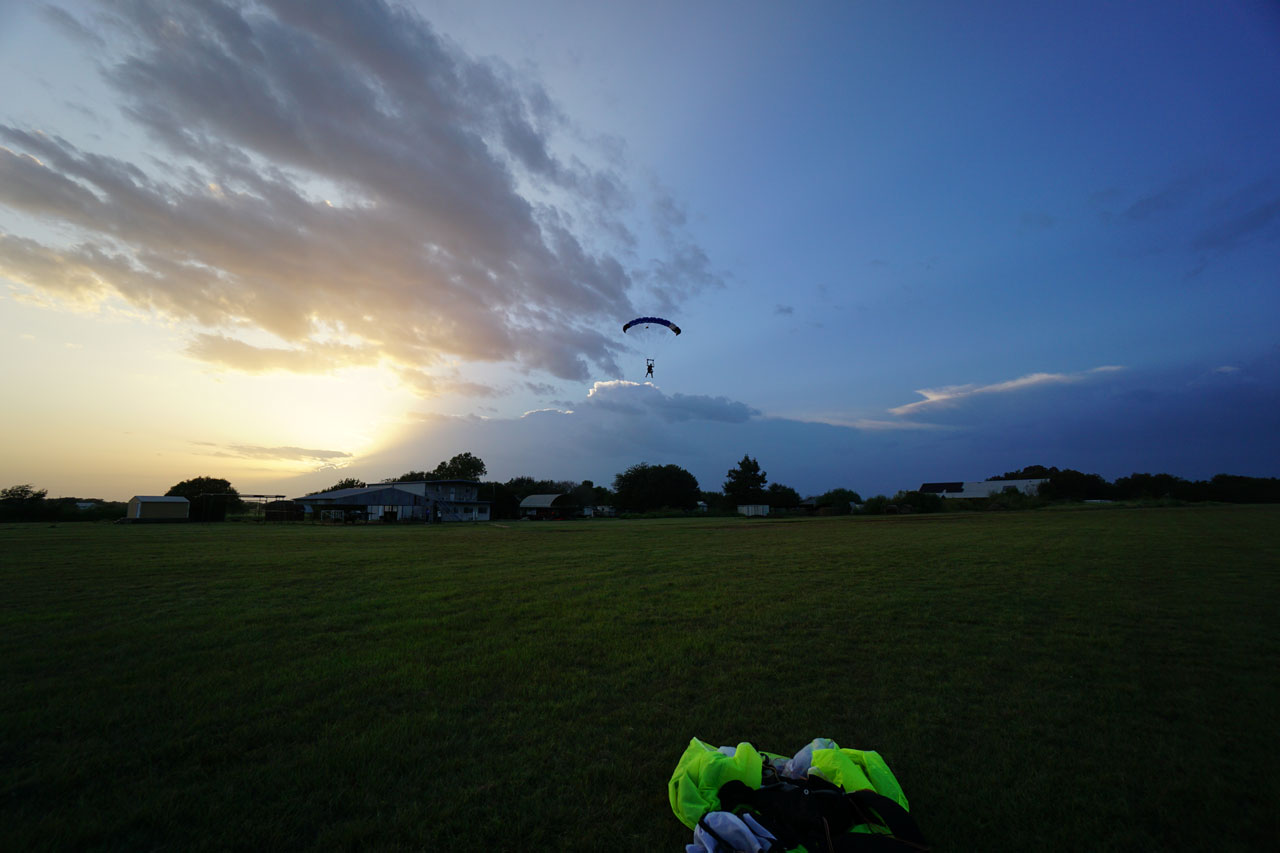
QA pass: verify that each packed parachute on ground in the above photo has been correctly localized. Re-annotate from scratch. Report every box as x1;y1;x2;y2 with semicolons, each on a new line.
669;737;929;852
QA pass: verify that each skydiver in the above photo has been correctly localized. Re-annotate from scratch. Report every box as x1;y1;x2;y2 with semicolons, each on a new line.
645;359;654;379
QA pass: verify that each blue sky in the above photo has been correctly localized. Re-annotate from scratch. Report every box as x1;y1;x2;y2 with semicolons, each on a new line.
1;0;1277;500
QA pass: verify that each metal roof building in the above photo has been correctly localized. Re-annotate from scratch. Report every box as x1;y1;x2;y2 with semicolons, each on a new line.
295;481;490;523
126;495;189;521
519;493;577;519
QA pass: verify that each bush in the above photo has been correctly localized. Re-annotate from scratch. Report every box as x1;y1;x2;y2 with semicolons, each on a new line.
984;486;1043;511
860;495;891;515
893;490;944;514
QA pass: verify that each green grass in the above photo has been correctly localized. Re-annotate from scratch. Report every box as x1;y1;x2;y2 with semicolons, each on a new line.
2;507;1278;851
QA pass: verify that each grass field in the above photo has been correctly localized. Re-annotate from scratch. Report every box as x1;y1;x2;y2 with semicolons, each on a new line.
2;506;1278;851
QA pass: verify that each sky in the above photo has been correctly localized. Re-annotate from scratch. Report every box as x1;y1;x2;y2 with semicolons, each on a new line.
1;0;1278;502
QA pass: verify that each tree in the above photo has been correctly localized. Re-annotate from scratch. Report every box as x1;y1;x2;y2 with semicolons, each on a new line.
570;480;598;508
484;481;521;520
991;465;1111;501
1204;474;1280;503
613;463;700;513
1;484;47;502
1;484;49;522
893;490;944;513
723;455;768;506
767;483;801;510
990;465;1056;481
166;476;243;521
1041;469;1112;501
700;490;727;513
1112;472;1193;501
861;495;891;514
504;476;577;500
314;477;366;494
432;452;487;481
815;488;862;514
385;470;430;483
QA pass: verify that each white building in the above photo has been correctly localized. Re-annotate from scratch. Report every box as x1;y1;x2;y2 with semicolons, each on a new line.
919;479;1047;499
125;495;189;521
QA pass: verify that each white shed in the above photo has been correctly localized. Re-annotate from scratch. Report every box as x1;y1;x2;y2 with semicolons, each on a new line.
126;495;190;521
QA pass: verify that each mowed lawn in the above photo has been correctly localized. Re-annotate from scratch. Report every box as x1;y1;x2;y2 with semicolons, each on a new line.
2;507;1277;851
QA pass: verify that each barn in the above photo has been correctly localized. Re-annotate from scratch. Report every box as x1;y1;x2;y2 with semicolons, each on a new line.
295;480;490;523
125;495;189;522
519;494;578;520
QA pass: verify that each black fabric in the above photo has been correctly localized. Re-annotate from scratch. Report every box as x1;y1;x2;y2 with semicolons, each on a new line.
716;780;929;853
845;790;928;848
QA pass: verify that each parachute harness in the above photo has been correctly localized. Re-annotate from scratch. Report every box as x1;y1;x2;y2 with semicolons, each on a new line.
622;316;680;382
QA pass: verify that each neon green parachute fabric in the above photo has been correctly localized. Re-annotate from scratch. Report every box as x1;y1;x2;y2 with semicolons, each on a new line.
668;737;910;831
669;739;764;827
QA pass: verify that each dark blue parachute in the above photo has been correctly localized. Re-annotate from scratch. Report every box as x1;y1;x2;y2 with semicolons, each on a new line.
622;316;681;335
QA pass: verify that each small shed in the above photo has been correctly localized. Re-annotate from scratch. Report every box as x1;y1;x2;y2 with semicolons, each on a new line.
520;493;578;520
126;495;189;521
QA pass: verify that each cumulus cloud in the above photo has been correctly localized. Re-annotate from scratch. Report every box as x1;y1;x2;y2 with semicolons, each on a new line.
0;0;719;389
585;380;759;423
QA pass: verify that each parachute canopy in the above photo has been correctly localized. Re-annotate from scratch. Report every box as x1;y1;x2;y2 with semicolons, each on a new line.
622;316;681;336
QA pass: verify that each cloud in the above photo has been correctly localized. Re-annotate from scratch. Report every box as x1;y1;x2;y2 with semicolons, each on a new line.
315;349;1276;501
1124;175;1205;221
41;5;107;48
194;442;353;465
523;381;560;396
0;1;719;388
585;380;759;423
186;333;372;373
888;366;1124;416
845;418;948;431
394;368;505;399
1194;195;1280;252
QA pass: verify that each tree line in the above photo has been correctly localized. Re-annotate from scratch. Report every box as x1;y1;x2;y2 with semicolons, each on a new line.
296;454;1280;518
307;452;843;518
6;457;1277;523
989;465;1280;504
